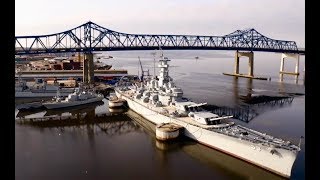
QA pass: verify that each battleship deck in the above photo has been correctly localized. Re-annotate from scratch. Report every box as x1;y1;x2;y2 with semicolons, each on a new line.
137;102;233;130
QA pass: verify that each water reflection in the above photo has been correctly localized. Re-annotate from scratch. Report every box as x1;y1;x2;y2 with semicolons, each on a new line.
16;109;142;146
279;74;300;84
180;142;285;180
232;77;254;105
232;77;240;105
155;140;181;152
16;101;104;118
205;77;296;122
15;101;138;133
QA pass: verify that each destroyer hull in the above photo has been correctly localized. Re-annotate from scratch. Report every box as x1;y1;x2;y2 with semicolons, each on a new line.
43;97;104;109
116;90;297;178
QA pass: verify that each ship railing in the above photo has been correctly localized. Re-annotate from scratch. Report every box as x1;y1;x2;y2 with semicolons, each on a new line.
212;127;299;151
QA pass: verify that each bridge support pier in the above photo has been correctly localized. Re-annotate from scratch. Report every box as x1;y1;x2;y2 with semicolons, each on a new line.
87;53;95;84
83;53;95;84
225;51;266;80
248;54;254;77
234;51;254;77
234;51;240;74
83;56;88;83
279;53;300;82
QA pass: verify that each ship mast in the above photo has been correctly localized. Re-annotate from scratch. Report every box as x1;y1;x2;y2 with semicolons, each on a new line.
151;51;156;77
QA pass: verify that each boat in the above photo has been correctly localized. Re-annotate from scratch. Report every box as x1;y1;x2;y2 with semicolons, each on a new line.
15;76;75;98
114;54;301;178
44;101;104;116
42;84;104;109
95;60;112;70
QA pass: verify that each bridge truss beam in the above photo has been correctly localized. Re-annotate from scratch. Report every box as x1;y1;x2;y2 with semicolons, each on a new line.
15;21;304;55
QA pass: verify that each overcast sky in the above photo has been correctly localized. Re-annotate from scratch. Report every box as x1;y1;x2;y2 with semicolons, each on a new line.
15;0;305;47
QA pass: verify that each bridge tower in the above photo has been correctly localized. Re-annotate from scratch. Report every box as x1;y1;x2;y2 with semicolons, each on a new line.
234;50;254;77
83;53;95;84
83;54;88;83
279;53;300;83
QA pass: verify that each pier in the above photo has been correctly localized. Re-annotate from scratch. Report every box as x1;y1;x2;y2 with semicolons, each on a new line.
15;69;128;80
223;50;304;81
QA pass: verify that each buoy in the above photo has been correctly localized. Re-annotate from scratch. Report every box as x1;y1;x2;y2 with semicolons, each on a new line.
156;123;183;141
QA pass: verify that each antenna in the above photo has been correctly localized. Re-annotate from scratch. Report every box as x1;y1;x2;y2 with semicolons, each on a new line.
137;57;140;79
298;136;304;149
158;45;163;58
154;55;156;77
138;56;144;81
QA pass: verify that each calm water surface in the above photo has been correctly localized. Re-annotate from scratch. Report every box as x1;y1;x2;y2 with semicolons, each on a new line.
15;50;305;180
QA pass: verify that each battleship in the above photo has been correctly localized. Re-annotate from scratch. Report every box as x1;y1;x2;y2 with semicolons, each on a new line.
114;53;301;178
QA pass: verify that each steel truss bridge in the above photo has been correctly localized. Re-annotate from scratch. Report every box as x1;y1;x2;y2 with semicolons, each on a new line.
15;21;304;55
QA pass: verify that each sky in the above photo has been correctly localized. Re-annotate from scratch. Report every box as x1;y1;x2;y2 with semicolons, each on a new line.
15;0;305;47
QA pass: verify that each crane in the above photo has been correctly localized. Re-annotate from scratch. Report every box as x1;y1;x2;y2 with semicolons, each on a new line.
138;56;150;81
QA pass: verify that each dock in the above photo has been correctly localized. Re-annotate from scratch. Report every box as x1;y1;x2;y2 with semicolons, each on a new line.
15;69;128;79
15;113;131;128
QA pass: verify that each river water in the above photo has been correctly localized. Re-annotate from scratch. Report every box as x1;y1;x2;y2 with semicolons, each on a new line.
15;50;305;179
